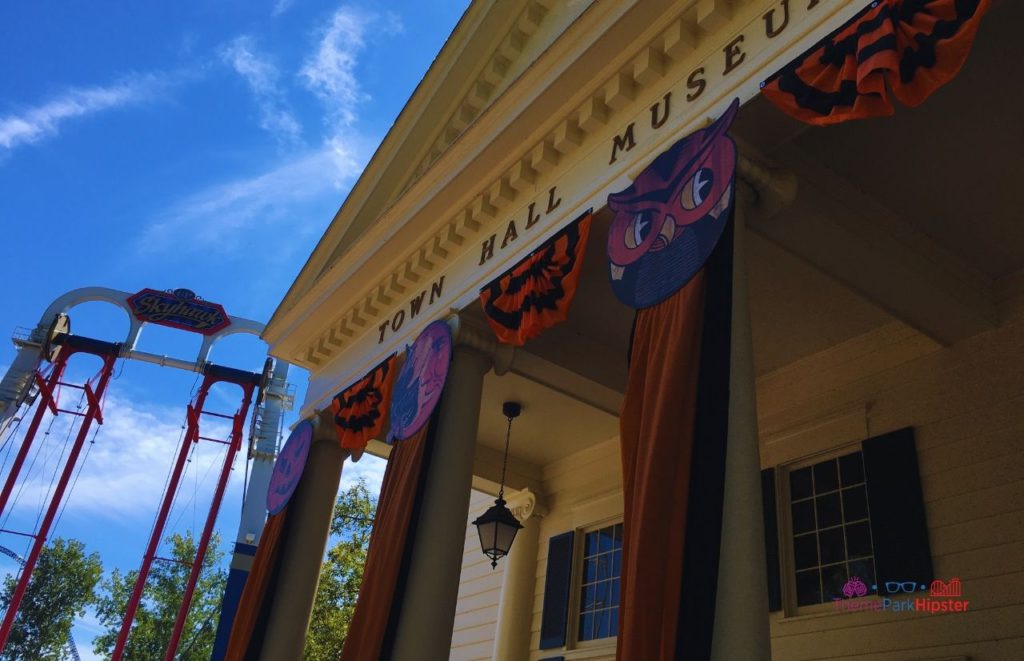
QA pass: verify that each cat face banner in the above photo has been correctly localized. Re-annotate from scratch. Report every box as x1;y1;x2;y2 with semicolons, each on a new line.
388;320;452;441
607;98;738;309
266;419;313;515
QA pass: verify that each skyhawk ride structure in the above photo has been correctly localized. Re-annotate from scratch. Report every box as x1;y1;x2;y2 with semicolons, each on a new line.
0;286;292;660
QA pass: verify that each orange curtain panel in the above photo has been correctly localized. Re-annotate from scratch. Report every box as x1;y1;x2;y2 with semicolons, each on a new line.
617;221;734;660
617;272;706;661
338;417;434;661
224;507;290;660
479;211;592;346
330;356;397;452
762;0;990;125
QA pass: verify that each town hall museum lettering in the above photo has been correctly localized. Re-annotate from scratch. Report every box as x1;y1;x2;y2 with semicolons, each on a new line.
478;185;562;267
383;0;817;347
377;276;446;344
609;0;816;165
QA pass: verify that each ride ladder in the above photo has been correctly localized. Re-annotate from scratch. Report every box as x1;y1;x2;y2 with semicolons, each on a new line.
111;363;261;661
0;335;121;654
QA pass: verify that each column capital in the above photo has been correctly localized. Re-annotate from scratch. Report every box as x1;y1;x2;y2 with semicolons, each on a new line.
505;488;547;522
735;151;796;220
310;408;362;462
446;314;515;375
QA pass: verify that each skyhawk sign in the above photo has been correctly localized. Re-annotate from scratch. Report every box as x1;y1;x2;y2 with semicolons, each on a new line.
126;288;231;335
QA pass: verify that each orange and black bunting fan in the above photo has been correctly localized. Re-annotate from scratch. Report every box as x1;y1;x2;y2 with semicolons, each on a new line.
330;355;396;452
479;211;592;347
761;0;990;126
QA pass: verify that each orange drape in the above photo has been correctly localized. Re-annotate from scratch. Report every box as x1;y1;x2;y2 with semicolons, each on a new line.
479;212;592;346
617;272;706;661
224;507;289;660
339;419;433;661
762;0;990;125
331;356;397;452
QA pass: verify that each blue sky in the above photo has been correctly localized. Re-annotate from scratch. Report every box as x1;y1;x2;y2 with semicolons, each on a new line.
0;1;467;656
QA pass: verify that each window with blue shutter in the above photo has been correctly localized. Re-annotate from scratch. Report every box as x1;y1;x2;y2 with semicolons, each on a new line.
540;531;575;650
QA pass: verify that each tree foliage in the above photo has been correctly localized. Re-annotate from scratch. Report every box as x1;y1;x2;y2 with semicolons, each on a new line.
92;531;226;661
0;538;102;661
303;479;377;661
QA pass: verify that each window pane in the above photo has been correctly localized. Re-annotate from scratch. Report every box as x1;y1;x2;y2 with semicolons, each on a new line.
842;486;869;522
816;492;842;529
839;452;865;486
791;499;816;535
848;558;875;591
790;467;813;500
597;554;611;581
793;533;818;570
594;608;610;639
579;612;594;641
819;527;845;565
578;524;622;642
821;563;847;602
581;584;595;610
796;569;821;606
813;460;839;493
845;521;873;559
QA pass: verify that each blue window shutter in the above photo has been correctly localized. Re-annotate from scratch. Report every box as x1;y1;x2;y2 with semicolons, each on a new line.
761;468;782;612
862;427;934;595
540;531;575;650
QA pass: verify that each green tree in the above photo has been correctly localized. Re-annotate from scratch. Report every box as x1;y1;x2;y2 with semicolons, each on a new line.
92;531;227;660
304;479;377;660
0;538;103;661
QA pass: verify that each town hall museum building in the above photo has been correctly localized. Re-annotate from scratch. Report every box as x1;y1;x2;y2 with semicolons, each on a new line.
226;1;1024;659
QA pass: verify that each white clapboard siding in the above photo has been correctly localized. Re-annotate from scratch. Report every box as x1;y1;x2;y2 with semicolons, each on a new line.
451;490;506;661
763;293;1024;659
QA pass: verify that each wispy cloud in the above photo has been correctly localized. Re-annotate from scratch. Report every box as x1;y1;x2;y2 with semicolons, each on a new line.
2;394;235;522
220;36;302;145
273;0;296;17
299;8;370;131
138;144;361;251
138;7;397;251
0;74;169;153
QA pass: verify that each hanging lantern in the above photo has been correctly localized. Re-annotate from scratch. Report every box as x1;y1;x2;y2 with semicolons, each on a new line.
473;401;524;569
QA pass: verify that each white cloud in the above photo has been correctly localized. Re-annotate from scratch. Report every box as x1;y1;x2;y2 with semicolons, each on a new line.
341;453;386;495
135;7;395;252
3;394;236;522
300;7;372;132
0;74;167;153
137;143;363;250
273;0;296;17
220;36;302;144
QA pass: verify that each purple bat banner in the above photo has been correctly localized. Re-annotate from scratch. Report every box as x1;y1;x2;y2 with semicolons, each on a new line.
607;98;738;309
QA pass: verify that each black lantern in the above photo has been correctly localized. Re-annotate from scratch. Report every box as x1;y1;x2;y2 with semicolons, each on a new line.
473;401;525;569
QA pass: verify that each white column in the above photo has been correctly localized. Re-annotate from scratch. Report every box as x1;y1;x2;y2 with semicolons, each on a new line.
492;489;543;661
710;189;772;660
260;410;347;660
390;322;494;661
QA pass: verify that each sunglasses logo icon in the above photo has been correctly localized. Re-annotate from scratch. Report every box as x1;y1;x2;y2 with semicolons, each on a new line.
884;581;926;593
